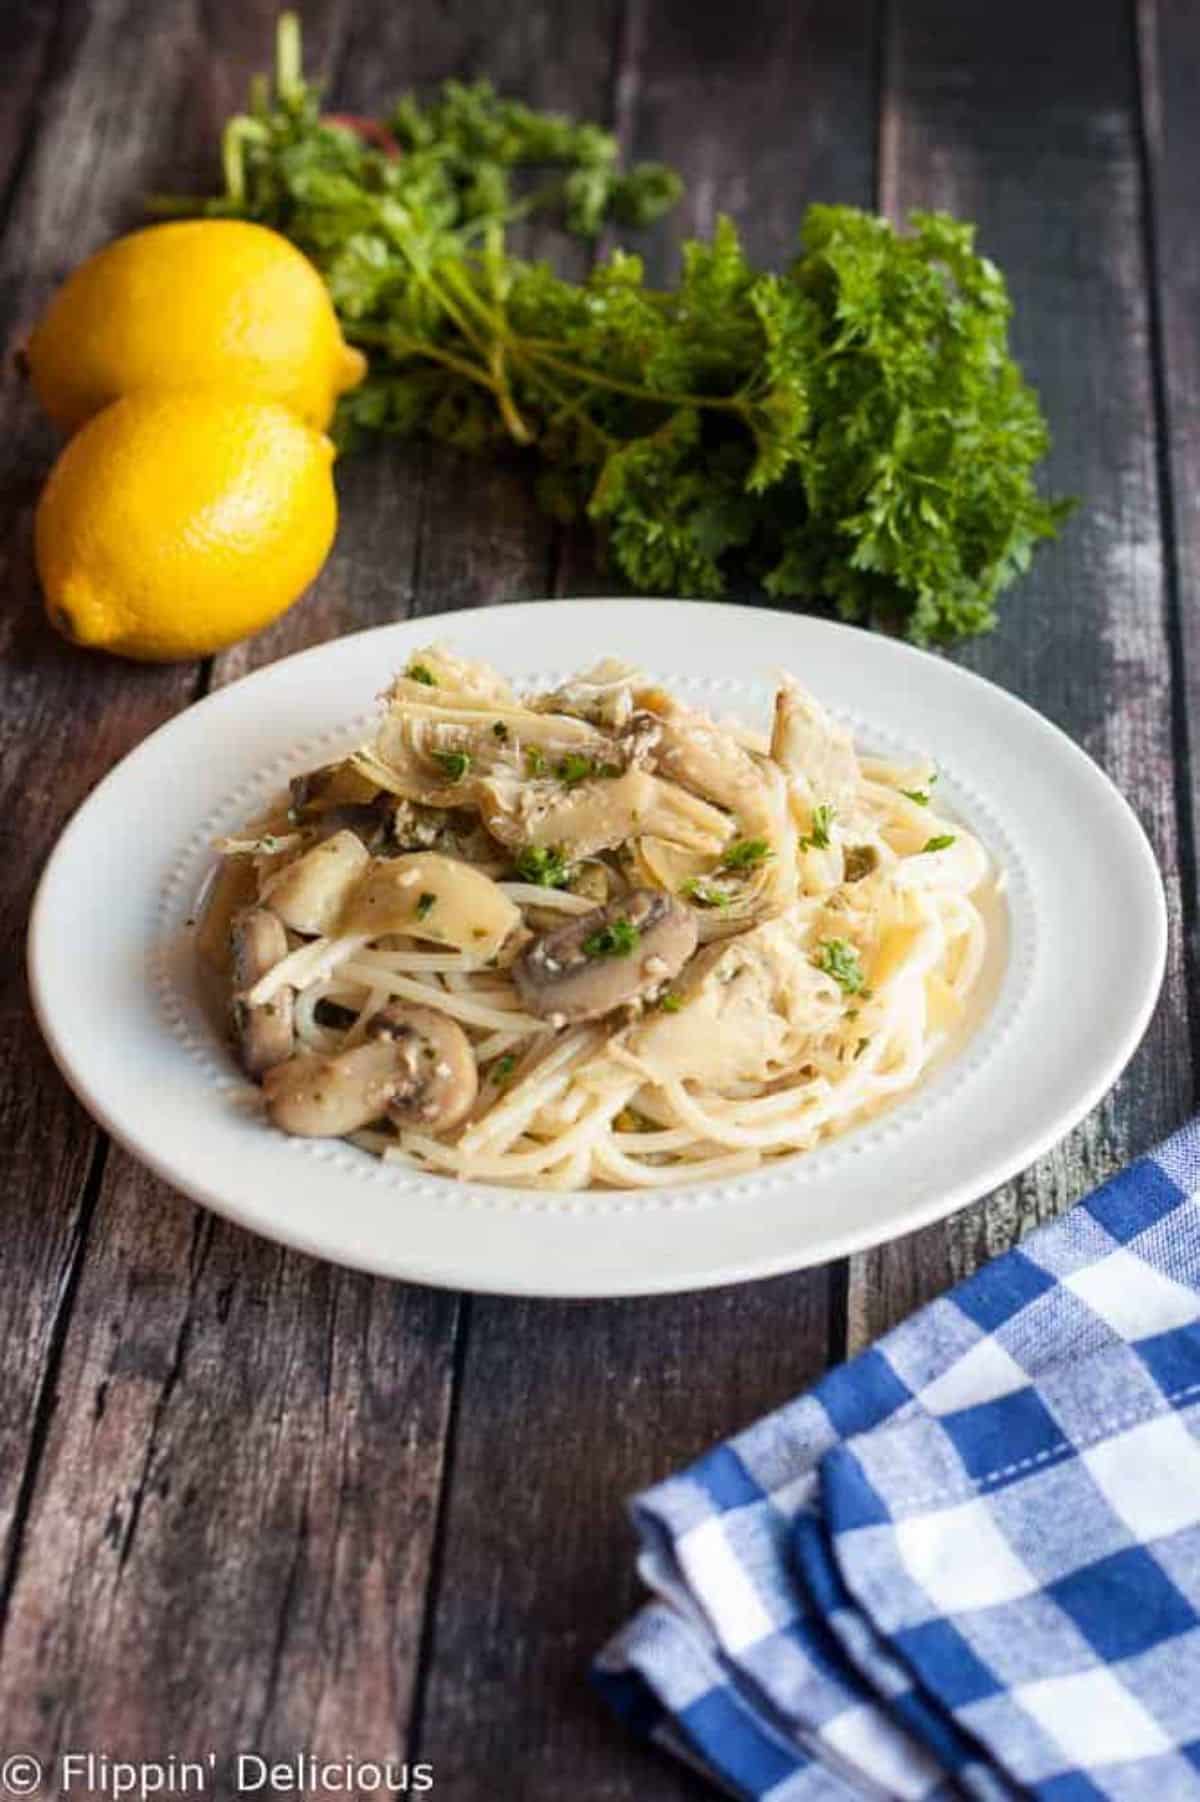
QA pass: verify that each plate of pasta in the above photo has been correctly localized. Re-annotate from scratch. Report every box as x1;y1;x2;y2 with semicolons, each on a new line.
29;600;1166;1296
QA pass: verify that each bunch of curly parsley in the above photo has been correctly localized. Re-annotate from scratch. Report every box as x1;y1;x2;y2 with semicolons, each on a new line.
161;14;1071;644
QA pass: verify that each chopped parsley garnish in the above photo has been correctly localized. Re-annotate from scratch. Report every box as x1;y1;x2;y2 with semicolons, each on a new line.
408;663;436;686
813;938;867;995
514;844;570;888
658;992;683;1013
721;837;773;872
433;749;471;781
491;1054;517;1084
416;891;437;919
582;917;640;959
800;803;835;851
525;746;547;777
922;834;957;854
556;753;621;786
557;752;594;785
901;770;937;805
493;720;509;740
681;879;731;909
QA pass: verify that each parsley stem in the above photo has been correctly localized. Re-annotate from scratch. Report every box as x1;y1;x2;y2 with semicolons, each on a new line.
517;342;746;414
275;11;303;104
348;324;531;438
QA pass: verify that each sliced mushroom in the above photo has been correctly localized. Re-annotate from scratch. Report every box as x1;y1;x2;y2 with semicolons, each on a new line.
259;829;371;935
231;908;295;1076
513;888;697;1025
372;1002;478;1131
262;1002;477;1137
195;854;258;977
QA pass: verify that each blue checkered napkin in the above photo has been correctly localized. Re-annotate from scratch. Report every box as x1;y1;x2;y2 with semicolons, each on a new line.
593;1121;1200;1800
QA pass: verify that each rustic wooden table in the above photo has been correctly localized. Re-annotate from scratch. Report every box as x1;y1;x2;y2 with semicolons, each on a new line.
1;1;1196;1795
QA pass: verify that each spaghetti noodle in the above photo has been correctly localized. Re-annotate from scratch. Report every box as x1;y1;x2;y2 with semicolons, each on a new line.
198;647;989;1189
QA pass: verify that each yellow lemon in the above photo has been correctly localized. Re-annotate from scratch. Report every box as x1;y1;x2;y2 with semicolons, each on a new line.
36;391;338;662
27;219;366;433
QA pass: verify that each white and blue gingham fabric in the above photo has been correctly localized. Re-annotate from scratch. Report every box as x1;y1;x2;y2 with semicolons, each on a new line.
593;1120;1200;1799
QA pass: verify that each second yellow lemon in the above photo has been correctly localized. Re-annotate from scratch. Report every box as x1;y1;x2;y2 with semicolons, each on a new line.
36;391;338;661
27;219;366;433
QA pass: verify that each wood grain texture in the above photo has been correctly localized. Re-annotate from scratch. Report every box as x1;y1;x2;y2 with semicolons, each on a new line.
412;7;877;1796
0;0;215;1615
3;1;1195;1793
1138;0;1200;1056
0;0;454;1769
847;0;1193;1348
0;0;61;217
0;0;627;1780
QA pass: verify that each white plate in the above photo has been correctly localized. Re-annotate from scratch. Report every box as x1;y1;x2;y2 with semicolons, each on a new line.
28;601;1166;1298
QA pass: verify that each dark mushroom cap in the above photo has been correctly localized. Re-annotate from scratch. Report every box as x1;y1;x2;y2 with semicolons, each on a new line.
512;888;697;1025
262;1001;478;1139
231;907;294;1077
370;1002;478;1133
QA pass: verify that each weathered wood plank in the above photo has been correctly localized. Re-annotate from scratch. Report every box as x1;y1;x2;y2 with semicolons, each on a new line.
0;0;220;1610
0;0;60;213
0;0;450;1765
848;0;1192;1347
414;7;877;1796
1138;0;1200;1048
0;0;626;1779
415;1280;837;1802
0;1192;459;1764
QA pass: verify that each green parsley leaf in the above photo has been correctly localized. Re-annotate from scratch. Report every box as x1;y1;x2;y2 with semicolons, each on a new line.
557;753;594;785
525;746;547;777
922;834;957;853
681;879;731;909
721;837;773;871
407;663;436;686
582;917;640;958
555;754;620;786
433;749;471;781
416;891;437;919
800;804;835;851
813;938;867;995
658;992;683;1013
514;845;570;888
491;1054;517;1084
900;788;930;806
175;19;1072;648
